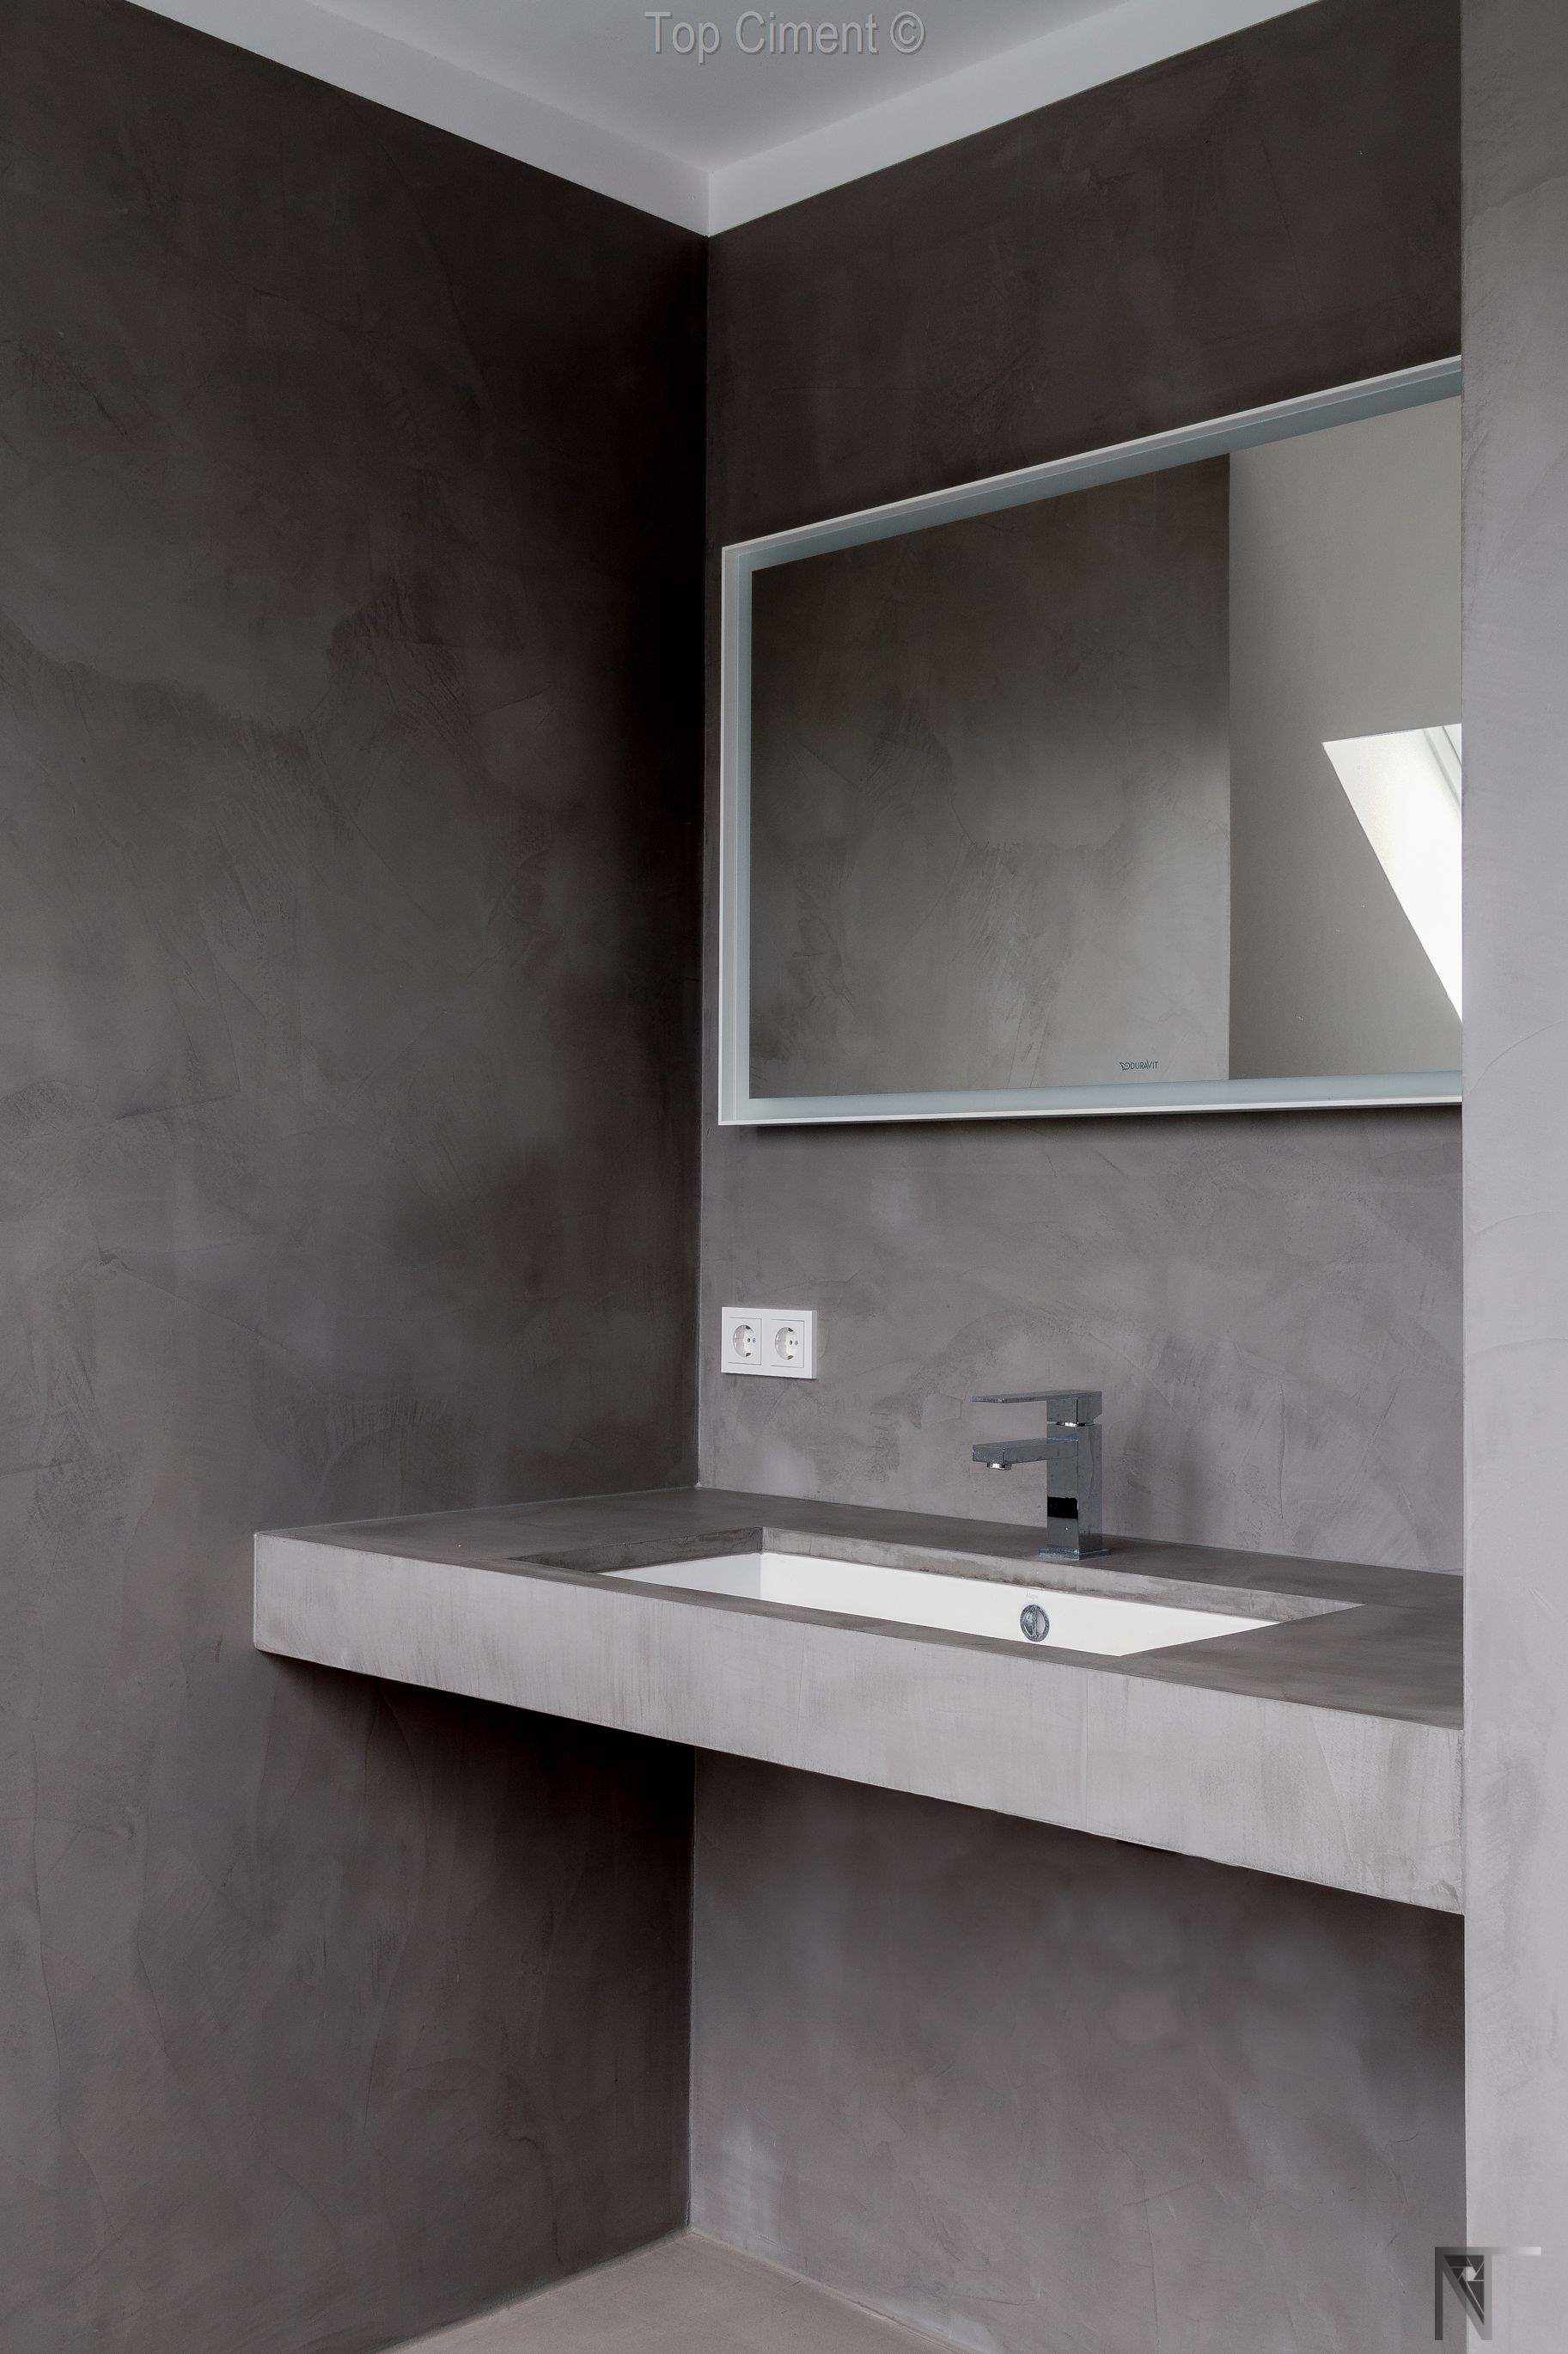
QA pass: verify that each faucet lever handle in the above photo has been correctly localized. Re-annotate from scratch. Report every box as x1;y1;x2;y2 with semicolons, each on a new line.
972;1389;1102;1425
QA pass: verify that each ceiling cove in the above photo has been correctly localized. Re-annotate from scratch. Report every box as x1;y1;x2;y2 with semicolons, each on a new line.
128;0;1318;235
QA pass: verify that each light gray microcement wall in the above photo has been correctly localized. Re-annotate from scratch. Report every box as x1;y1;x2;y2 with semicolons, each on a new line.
692;14;1466;2354
0;2;702;2348
1462;0;1568;2344
692;1758;1464;2354
704;0;1465;1579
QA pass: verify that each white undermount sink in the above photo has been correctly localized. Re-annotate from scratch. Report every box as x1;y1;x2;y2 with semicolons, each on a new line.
610;1551;1271;1657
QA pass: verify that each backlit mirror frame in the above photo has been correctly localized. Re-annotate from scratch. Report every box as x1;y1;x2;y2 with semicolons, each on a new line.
718;357;1463;1127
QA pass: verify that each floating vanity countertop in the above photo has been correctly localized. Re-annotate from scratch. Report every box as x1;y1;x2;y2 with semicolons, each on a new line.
253;1488;1462;1913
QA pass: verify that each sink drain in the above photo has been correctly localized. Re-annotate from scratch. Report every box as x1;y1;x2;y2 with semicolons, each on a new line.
1019;1603;1051;1642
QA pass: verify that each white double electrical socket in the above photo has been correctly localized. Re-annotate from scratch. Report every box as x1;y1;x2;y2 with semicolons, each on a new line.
720;1306;816;1379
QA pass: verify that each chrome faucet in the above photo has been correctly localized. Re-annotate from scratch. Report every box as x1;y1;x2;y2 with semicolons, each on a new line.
972;1389;1106;1562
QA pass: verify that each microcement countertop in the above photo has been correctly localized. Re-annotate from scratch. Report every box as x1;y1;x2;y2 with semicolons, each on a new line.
254;1487;1462;1911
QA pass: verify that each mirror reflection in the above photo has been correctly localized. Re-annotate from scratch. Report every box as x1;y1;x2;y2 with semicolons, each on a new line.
736;384;1460;1116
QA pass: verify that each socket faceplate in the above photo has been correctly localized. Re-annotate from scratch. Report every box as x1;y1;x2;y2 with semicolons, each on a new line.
721;1306;816;1378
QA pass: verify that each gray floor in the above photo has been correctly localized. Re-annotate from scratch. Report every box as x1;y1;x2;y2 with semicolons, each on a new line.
399;2231;948;2352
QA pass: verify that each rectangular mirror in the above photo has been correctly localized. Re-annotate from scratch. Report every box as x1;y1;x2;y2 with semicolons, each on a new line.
719;360;1461;1124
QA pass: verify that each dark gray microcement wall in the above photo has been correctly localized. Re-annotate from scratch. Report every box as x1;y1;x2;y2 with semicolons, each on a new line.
0;3;702;2347
692;12;1465;2353
703;0;1464;1576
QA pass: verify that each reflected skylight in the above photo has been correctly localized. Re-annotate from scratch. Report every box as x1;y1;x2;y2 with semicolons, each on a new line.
1322;725;1462;1013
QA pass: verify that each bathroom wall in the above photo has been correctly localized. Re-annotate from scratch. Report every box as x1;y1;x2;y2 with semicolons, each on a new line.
693;1758;1464;2354
1462;0;1568;2343
692;12;1466;2353
701;0;1463;1575
0;3;702;2349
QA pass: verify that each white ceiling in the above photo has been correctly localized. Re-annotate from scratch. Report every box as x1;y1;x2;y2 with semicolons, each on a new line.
129;0;1316;233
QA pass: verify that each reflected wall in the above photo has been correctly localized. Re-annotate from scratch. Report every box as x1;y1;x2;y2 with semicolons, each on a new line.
742;395;1460;1110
